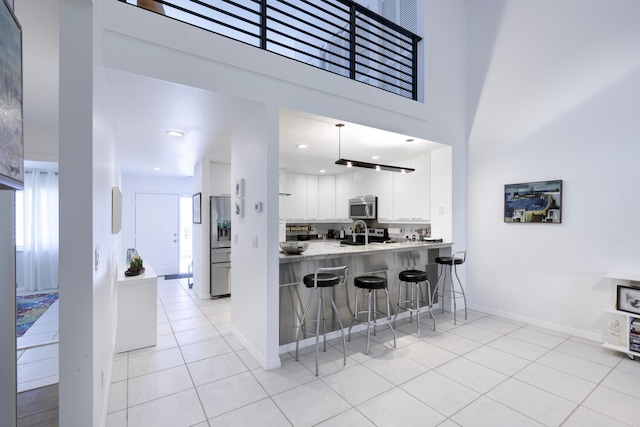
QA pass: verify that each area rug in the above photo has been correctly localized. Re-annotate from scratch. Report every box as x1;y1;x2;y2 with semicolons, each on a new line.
16;292;59;337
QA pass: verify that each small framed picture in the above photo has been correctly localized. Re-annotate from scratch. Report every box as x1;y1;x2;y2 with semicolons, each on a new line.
235;178;245;198
192;192;201;224
617;285;640;315
235;198;244;218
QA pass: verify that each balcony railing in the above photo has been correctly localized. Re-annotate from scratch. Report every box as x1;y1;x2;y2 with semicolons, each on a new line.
119;0;422;100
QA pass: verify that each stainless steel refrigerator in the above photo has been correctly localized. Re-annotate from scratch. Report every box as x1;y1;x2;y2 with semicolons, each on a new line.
210;196;231;297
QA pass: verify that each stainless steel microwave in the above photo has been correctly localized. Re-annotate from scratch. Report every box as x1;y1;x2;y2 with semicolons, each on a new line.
349;196;377;220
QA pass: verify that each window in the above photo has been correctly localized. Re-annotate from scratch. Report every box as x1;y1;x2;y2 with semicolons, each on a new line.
15;190;23;249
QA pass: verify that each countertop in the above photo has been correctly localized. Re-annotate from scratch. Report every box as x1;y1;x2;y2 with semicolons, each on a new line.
279;240;452;264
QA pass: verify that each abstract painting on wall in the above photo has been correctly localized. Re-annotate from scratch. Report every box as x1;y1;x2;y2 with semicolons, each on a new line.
0;0;23;190
504;180;562;223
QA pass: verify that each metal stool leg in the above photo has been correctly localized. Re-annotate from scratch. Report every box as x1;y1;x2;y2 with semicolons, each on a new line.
453;263;467;320
328;287;347;368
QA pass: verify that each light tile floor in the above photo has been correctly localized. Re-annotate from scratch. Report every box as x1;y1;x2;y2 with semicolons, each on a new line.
16;298;59;393
105;278;640;426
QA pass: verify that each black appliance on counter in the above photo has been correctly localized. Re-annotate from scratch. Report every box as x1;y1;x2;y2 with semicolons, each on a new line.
210;196;231;297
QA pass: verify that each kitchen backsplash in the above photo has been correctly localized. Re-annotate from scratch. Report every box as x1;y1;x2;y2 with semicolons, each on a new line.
284;222;431;241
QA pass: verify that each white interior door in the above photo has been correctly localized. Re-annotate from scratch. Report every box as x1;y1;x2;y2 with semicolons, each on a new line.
135;193;179;276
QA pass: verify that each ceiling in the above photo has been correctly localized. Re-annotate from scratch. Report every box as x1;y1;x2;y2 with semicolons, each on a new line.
16;0;440;178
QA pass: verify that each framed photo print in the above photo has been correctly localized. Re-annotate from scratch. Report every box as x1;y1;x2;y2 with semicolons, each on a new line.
235;178;245;198
504;180;562;223
0;0;24;190
617;285;640;315
192;192;201;224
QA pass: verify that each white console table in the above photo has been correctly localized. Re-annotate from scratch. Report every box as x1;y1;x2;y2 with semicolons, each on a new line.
116;263;158;353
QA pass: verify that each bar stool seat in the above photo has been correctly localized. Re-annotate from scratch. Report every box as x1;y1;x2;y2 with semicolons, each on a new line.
295;266;348;376
433;251;467;325
399;269;428;283
303;273;341;288
348;275;396;354
393;269;436;335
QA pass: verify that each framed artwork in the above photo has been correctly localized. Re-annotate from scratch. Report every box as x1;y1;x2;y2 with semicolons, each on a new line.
235;198;244;218
504;180;562;223
192;192;201;224
617;285;640;316
234;178;244;198
0;0;24;190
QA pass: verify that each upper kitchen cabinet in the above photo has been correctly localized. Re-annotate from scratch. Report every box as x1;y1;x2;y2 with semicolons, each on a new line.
318;175;336;220
410;152;430;221
381;152;431;223
210;163;232;196
306;175;319;220
376;171;393;221
335;172;353;220
352;169;377;198
293;174;308;220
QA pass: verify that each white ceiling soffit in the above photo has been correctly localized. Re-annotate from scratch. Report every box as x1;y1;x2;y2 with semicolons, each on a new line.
279;109;443;175
106;69;261;177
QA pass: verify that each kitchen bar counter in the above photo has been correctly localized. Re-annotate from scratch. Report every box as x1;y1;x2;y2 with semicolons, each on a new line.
279;240;453;347
279;240;452;265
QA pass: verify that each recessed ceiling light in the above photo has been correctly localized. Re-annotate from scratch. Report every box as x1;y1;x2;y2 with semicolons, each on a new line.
153;167;161;171
371;155;380;160
296;144;308;149
319;169;326;173
166;130;184;138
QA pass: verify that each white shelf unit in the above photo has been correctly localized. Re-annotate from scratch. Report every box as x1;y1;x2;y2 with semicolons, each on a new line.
603;271;640;360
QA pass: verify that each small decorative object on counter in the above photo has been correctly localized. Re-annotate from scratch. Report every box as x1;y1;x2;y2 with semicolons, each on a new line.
126;256;145;277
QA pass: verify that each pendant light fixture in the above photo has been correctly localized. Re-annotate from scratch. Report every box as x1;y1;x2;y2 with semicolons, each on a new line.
334;123;415;173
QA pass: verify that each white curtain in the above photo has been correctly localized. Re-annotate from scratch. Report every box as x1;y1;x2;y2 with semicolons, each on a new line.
22;170;59;291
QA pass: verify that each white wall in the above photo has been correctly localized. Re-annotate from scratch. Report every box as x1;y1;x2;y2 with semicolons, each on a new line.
60;0;120;425
192;159;210;299
0;191;17;427
466;0;640;339
230;105;281;369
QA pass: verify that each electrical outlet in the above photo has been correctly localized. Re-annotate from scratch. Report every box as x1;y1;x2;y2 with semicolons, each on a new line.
253;236;259;248
234;234;238;244
438;206;445;215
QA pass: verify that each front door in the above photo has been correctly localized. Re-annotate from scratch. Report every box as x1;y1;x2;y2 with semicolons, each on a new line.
135;193;179;276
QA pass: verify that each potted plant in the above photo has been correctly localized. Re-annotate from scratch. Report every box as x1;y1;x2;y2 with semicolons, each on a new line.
126;256;145;276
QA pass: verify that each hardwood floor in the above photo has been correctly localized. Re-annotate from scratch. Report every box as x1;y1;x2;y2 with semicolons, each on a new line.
17;383;58;427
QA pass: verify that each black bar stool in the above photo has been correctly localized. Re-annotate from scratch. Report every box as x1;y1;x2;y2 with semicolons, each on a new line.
393;269;436;336
295;265;348;376
348;275;396;354
433;250;467;325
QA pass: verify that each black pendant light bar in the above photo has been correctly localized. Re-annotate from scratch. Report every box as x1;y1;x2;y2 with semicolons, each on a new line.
335;123;414;173
335;158;415;173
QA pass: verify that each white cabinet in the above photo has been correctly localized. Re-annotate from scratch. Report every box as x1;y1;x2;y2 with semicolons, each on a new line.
410;152;430;221
293;174;308;220
210;163;231;196
307;175;319;220
602;272;640;359
318;175;336;220
376;172;393;221
384;153;431;223
335;172;353;220
116;264;158;353
392;159;412;221
284;172;296;220
352;169;377;198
